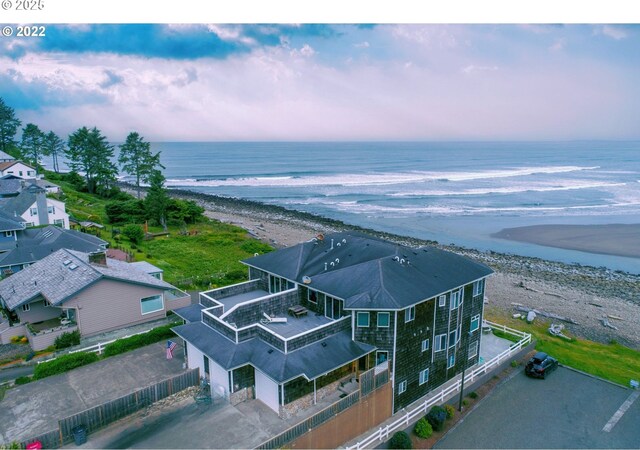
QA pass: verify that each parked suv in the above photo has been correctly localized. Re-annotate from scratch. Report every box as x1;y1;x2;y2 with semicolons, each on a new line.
525;351;558;379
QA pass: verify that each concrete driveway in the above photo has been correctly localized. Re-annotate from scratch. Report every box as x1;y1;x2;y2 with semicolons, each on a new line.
436;367;640;448
0;341;186;444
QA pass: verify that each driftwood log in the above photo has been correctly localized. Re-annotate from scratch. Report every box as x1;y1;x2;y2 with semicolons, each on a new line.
516;281;567;300
600;317;619;330
514;306;579;325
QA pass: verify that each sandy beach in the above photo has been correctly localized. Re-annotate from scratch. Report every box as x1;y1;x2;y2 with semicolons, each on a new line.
124;185;640;350
493;224;640;259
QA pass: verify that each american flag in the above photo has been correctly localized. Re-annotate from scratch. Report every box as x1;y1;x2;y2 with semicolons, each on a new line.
166;340;177;359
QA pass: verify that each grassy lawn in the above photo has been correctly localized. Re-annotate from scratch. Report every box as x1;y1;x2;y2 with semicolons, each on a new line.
486;307;640;387
45;174;273;290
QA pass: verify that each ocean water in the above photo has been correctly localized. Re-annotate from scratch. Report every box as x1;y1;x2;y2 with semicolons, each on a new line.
149;141;640;273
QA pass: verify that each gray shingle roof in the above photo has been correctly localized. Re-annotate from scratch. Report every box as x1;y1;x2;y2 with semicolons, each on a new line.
172;323;375;383
0;151;15;161
0;178;22;196
0;226;107;267
0;185;42;216
130;261;163;274
0;210;24;232
0;248;176;310
243;231;494;310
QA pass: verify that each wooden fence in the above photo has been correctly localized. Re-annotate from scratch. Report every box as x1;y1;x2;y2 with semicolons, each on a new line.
257;362;390;450
20;369;200;449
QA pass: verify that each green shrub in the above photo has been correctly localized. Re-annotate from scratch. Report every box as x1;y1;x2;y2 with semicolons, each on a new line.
463;398;469;407
123;224;144;244
15;376;32;385
413;417;433;439
468;391;478;399
240;240;273;255
426;405;447;431
0;440;22;449
34;352;99;380
510;360;518;368
389;430;412;449
105;199;145;224
103;324;175;357
54;330;81;350
444;403;455;419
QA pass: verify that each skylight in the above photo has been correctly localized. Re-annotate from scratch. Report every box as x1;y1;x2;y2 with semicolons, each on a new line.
63;260;71;266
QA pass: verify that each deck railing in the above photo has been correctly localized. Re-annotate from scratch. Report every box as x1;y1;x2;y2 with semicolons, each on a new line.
346;322;531;450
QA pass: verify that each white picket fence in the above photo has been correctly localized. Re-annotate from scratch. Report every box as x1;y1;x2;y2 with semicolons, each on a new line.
346;321;531;449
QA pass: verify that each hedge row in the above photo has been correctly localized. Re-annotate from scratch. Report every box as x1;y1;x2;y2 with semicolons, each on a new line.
102;324;176;357
34;352;100;380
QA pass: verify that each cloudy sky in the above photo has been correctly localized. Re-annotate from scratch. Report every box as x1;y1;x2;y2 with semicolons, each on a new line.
2;24;640;141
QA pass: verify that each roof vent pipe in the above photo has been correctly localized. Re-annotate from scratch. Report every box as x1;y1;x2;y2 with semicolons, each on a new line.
331;239;334;250
324;262;327;271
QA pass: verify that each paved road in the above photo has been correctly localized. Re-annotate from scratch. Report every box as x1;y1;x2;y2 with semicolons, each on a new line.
0;365;34;383
436;367;640;448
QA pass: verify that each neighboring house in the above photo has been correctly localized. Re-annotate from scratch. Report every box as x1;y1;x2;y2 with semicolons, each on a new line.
32;178;61;194
0;224;107;275
0;176;23;198
0;151;15;163
0;184;69;229
0;249;191;350
0;161;37;179
172;232;493;417
130;261;164;280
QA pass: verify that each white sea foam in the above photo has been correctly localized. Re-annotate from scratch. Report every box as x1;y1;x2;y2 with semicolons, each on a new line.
388;182;627;197
165;165;598;188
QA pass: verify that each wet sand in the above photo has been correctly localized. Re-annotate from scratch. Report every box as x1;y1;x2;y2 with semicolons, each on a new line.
493;224;640;259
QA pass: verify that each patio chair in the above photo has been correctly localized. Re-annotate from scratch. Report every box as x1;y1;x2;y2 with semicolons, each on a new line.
260;312;287;325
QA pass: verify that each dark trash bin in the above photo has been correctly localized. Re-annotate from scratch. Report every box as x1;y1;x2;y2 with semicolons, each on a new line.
72;425;87;445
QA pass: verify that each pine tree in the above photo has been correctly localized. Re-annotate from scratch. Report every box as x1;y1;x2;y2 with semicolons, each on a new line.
0;97;21;155
66;127;118;195
20;123;45;167
44;131;65;173
145;169;170;230
118;132;164;198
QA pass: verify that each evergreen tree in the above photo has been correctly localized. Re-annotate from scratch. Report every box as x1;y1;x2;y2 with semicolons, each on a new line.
118;132;164;198
20;123;45;167
145;169;170;230
0;97;21;155
66;127;118;195
44;131;65;172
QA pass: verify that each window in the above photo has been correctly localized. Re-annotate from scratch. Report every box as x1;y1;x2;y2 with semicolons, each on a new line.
473;279;484;297
140;294;164;314
398;380;407;394
450;289;464;309
269;275;291;293
29;207;38;216
448;354;456;369
421;339;430;352
438;295;446;307
19;171;23;176
419;368;429;385
405;306;415;323
54;219;65;227
469;341;479;359
307;289;317;304
47;206;55;214
449;329;457;348
470;315;480;332
377;312;390;328
22;304;30;312
356;312;370;327
376;351;388;366
435;334;447;351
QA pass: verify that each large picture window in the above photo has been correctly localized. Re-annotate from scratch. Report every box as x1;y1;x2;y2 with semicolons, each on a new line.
140;294;164;315
356;311;370;327
377;312;390;328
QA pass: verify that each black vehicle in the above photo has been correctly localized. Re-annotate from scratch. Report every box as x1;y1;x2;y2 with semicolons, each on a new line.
525;351;558;379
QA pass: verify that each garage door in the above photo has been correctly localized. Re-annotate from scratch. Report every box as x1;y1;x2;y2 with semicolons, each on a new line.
255;368;279;413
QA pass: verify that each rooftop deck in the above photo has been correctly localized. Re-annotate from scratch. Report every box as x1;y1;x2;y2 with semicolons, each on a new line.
211;289;270;312
262;312;334;338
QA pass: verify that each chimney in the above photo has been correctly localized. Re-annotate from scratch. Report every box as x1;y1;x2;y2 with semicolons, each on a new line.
88;251;108;267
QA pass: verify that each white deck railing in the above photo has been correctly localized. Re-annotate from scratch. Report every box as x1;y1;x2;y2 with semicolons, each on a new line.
346;322;531;450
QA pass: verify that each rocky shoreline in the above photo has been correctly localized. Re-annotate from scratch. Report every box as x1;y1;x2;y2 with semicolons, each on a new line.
122;184;640;349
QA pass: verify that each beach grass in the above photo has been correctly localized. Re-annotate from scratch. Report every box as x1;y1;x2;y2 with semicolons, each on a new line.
486;309;640;387
48;176;273;289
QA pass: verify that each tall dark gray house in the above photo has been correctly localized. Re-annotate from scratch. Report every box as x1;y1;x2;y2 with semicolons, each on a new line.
174;232;493;416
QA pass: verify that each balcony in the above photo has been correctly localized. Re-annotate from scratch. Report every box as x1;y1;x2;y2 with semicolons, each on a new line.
25;317;79;351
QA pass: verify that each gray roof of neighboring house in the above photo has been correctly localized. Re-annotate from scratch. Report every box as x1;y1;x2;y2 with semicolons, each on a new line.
172;323;375;383
0;185;44;216
0;210;24;232
0;226;107;267
0;151;15;161
0;178;22;196
0;248;176;310
33;179;60;191
243;231;494;310
130;261;163;274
